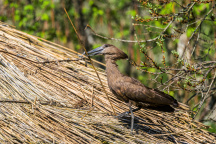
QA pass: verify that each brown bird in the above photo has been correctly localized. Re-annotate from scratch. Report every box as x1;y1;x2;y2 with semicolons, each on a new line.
84;44;178;132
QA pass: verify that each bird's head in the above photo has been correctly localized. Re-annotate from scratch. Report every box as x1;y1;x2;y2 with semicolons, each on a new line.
84;44;128;60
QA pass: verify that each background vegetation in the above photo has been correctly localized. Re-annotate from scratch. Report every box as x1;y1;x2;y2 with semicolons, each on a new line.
0;0;215;132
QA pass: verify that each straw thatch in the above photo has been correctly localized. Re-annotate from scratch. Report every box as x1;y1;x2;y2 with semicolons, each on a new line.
0;22;215;143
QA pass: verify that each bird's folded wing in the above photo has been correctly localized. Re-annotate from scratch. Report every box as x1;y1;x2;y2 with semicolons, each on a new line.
113;78;176;106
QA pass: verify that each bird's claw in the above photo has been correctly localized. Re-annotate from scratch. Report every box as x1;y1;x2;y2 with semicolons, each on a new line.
116;111;130;118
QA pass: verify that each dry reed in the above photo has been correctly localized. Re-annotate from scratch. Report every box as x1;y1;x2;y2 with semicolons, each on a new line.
0;23;215;143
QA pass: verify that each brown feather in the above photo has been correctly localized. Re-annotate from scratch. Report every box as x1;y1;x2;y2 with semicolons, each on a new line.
87;44;179;108
86;44;179;132
104;45;178;107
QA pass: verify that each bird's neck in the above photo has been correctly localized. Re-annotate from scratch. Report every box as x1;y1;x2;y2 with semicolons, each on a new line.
105;59;123;82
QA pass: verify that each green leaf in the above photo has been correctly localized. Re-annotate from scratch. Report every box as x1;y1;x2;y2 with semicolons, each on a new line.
187;27;195;37
148;68;156;72
89;0;94;6
24;5;34;11
98;10;104;16
127;10;136;17
42;1;50;9
14;15;20;21
10;3;18;8
41;13;49;21
163;91;174;96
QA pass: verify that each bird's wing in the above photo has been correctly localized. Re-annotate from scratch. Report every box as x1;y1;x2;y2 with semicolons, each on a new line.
112;76;177;106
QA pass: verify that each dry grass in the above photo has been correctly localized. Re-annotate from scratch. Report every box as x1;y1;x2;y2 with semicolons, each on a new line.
0;23;215;143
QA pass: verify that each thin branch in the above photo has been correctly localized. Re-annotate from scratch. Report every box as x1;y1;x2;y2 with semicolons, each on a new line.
64;8;116;116
182;7;214;58
193;70;216;118
86;24;158;43
132;23;164;29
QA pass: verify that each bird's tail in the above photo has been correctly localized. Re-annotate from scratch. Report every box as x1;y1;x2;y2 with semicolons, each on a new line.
172;99;190;111
172;99;179;107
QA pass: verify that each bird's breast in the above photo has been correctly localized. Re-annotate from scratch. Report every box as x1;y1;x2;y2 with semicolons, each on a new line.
108;80;129;103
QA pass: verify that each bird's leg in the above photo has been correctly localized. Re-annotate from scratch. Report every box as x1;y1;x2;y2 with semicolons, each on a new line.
128;100;134;133
118;105;142;117
130;105;142;113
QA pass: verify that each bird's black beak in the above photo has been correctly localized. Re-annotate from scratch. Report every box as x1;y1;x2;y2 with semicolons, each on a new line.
83;46;104;56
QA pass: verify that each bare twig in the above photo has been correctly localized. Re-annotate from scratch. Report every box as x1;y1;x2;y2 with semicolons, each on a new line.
193;70;216;118
64;8;116;115
86;24;158;43
183;7;214;58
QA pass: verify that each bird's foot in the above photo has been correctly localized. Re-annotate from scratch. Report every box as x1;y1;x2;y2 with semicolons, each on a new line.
116;111;130;118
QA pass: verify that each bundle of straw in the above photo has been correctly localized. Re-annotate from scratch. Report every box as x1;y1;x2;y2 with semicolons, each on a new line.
0;23;215;143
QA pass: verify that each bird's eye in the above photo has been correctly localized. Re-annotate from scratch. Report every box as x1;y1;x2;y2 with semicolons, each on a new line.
104;44;109;48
